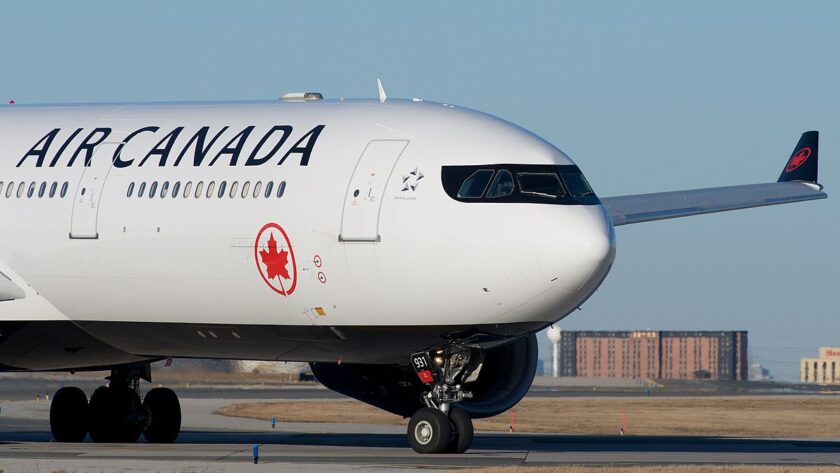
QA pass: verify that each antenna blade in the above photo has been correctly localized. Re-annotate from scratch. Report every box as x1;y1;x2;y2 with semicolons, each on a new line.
377;78;387;104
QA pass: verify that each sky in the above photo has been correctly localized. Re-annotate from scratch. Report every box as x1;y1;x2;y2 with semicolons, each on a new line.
1;1;838;381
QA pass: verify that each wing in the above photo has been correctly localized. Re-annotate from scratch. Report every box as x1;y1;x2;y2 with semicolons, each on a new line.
0;263;26;301
602;131;826;226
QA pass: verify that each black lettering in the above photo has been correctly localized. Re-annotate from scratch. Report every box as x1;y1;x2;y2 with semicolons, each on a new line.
277;125;324;166
245;125;293;166
138;127;183;167
67;128;112;167
173;126;228;166
113;127;159;168
49;128;83;167
17;128;59;167
209;126;254;166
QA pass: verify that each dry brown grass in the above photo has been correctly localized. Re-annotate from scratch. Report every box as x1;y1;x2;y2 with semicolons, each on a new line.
218;396;840;437
447;467;840;473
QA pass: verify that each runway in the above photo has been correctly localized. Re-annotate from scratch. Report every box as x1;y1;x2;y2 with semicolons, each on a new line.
2;395;840;472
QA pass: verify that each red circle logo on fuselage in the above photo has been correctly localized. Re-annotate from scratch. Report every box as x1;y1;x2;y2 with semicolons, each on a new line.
785;147;811;173
255;223;297;296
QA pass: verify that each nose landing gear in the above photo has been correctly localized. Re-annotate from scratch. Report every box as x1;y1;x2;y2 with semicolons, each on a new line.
407;347;481;454
49;364;181;443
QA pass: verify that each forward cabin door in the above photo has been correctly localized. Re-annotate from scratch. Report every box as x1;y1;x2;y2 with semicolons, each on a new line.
339;140;408;242
69;142;120;239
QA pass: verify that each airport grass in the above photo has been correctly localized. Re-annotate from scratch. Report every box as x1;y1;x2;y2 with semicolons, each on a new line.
219;395;840;437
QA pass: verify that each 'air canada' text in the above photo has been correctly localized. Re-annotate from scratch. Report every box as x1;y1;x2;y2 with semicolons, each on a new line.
16;125;326;168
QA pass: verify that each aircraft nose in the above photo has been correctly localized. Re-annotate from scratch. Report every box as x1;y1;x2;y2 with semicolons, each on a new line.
536;205;616;294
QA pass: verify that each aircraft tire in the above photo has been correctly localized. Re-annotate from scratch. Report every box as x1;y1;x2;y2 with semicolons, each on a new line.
445;406;473;453
142;387;181;443
88;386;143;443
408;407;452;454
49;387;89;442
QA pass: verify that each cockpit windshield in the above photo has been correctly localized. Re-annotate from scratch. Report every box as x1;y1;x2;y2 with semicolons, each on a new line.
456;170;494;198
560;172;594;198
486;170;514;198
441;164;598;205
516;172;566;199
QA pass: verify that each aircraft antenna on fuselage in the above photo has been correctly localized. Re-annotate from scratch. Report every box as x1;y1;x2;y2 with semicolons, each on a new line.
377;78;387;103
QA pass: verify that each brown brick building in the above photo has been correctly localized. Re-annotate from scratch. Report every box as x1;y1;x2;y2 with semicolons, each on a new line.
559;331;748;380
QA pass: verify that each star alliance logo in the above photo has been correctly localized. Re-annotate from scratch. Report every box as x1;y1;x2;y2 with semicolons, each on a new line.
401;168;424;192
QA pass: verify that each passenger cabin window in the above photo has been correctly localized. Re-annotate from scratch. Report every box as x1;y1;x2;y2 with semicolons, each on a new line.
60;182;69;198
230;181;239;198
0;182;4;196
39;182;47;198
138;182;147;198
161;181;170;198
277;181;286;198
5;182;13;198
149;181;158;198
486;170;514;198
195;181;204;198
172;181;181;198
127;183;135;197
516;172;566;199
217;181;227;198
17;182;25;198
253;181;262;198
183;182;192;198
264;181;274;198
49;182;57;198
206;181;215;198
241;181;251;198
457;170;494;198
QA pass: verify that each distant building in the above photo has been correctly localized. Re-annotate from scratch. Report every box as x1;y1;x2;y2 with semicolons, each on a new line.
749;363;773;381
559;330;748;381
535;359;545;377
801;347;840;384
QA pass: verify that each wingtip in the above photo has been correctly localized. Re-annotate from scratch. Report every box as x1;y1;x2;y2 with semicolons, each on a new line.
778;131;819;183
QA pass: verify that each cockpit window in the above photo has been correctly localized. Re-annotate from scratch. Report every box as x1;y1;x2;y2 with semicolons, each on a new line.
516;172;566;199
441;164;599;206
457;169;494;198
561;173;594;198
486;170;514;198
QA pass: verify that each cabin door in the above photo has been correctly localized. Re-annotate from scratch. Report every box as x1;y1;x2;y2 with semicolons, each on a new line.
339;140;408;242
69;142;120;239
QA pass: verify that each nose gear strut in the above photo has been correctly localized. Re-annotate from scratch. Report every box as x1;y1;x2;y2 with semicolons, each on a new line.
407;346;483;453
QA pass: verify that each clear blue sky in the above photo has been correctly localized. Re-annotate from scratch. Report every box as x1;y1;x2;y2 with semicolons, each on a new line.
2;1;838;381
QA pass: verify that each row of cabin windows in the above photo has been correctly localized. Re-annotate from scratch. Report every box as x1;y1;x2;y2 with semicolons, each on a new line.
0;181;70;199
127;180;287;200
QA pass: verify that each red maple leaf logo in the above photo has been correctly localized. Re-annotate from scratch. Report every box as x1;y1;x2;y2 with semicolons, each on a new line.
259;232;290;280
786;147;811;172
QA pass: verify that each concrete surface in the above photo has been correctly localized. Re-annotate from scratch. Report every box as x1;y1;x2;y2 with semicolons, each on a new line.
1;389;840;472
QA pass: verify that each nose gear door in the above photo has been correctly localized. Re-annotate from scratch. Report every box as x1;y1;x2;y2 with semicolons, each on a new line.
339;140;408;242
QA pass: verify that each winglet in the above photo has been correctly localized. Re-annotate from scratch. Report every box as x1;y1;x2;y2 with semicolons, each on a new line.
778;131;819;183
377;78;387;104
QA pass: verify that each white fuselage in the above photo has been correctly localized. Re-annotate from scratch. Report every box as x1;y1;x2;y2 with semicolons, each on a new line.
0;99;615;368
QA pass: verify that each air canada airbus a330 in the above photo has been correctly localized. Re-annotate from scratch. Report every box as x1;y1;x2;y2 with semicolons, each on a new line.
0;88;826;453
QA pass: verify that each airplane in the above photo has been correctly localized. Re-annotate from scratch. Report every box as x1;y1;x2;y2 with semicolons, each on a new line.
0;88;826;453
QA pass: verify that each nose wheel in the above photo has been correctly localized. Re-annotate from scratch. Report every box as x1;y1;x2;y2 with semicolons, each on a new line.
446;406;474;453
408;407;451;453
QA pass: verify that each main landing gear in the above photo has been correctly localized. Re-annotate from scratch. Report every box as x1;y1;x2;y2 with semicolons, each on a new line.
407;347;481;454
49;365;181;443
